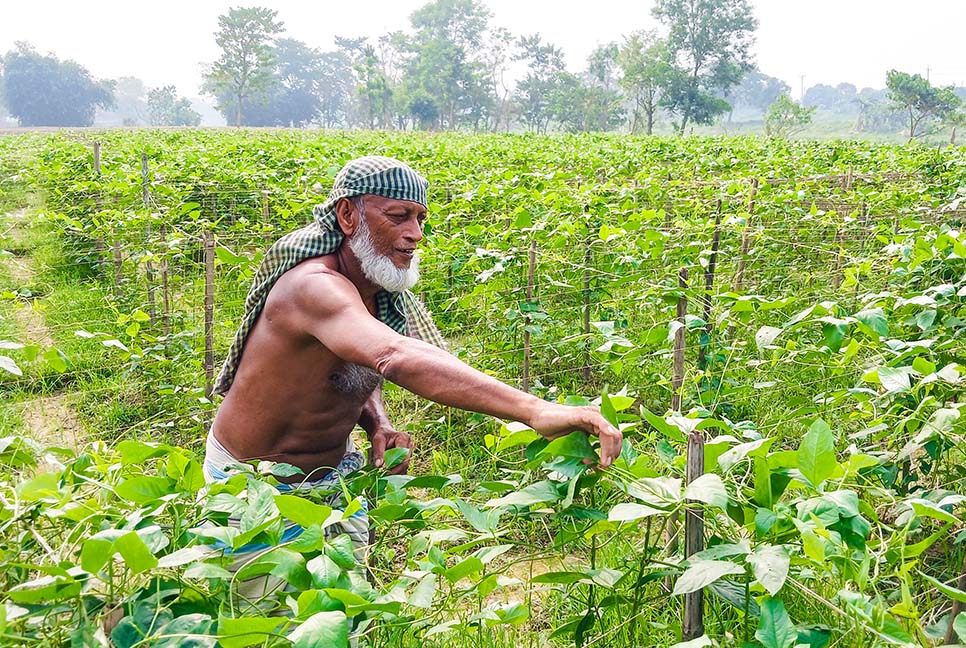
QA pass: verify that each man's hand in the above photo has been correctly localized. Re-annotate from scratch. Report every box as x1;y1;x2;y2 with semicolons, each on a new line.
528;404;623;468
369;428;413;475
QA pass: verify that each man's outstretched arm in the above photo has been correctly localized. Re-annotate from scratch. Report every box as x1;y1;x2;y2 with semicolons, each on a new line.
295;272;623;467
358;382;412;474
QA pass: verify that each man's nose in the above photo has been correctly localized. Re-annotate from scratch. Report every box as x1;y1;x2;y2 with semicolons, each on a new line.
404;217;423;243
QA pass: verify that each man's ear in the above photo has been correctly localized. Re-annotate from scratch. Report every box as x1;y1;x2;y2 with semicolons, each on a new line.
335;197;358;236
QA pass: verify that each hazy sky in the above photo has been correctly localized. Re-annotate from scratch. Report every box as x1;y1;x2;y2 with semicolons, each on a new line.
2;0;964;100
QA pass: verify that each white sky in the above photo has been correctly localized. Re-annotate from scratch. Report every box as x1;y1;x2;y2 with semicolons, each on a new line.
2;0;964;101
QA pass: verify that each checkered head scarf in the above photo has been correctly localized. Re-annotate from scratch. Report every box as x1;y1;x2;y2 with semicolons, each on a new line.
214;156;444;396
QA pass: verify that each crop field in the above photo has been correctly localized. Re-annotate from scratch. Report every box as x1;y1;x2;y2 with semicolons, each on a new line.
0;130;965;647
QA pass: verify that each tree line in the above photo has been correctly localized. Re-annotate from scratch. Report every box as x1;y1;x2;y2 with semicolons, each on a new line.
0;0;963;140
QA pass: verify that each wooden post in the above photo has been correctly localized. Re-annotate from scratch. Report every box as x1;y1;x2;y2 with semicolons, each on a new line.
943;553;966;645
582;237;593;382
522;238;537;393
672;268;688;412
112;228;123;298
261;186;270;225
682;418;706;640
141;153;156;325
733;179;758;293
204;231;216;402
160;225;170;336
697;200;723;370
92;143;107;263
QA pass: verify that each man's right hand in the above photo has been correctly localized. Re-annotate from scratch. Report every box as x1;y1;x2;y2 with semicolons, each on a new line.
528;403;623;468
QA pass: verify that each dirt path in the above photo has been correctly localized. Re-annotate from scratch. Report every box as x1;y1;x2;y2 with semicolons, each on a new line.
2;208;82;450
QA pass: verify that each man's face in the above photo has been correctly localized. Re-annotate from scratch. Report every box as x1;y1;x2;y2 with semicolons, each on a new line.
346;194;426;293
355;194;427;269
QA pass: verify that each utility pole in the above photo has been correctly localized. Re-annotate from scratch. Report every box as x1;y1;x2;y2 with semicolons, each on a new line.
926;65;931;82
799;74;805;101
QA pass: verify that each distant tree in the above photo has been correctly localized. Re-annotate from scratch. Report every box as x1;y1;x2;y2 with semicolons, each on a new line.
652;0;758;134
513;34;567;132
146;86;201;126
854;87;904;134
579;44;625;132
1;43;114;127
202;7;284;126
886;69;961;141
237;39;326;127
336;37;394;129
803;82;858;114
109;77;148;125
764;93;814;138
724;68;789;116
617;31;673;134
316;50;355;128
396;0;495;130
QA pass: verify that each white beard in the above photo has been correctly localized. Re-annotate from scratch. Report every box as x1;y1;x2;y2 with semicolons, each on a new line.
347;214;420;293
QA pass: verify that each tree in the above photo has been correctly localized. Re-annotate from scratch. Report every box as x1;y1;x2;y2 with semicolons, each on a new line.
396;0;495;130
513;34;567;132
235;38;326;127
764;93;813;138
103;77;148;126
723;68;789;116
146;86;201;126
316;50;356;128
617;31;673;134
202;7;283;126
886;69;962;141
1;43;114;127
652;0;758;134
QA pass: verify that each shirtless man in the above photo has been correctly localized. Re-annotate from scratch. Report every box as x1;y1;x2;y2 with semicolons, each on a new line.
206;156;622;554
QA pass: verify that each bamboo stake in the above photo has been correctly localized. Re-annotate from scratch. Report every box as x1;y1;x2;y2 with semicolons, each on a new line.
943;552;966;645
92;143;106;265
697;200;723;370
160;225;170;336
204;231;216;403
141;153;156;325
672;268;688;413
682;420;706;640
112;228;123;297
522;238;537;393
582;237;593;382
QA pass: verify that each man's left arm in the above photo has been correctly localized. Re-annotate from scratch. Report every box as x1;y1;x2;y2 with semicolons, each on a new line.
358;382;412;474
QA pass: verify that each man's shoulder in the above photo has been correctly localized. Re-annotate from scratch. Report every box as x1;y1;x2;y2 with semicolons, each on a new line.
271;256;355;309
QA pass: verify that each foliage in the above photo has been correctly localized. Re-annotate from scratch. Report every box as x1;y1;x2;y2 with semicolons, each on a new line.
202;6;284;127
652;0;758;133
886;70;962;140
147;86;201;127
617;31;674;135
1;130;966;647
1;42;114;126
764;93;814;138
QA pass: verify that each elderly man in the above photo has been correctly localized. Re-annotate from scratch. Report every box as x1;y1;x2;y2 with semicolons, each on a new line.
207;156;621;559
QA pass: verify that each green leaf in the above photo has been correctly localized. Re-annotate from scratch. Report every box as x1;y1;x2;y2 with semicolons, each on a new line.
0;355;23;376
443;557;484;583
798;419;836;488
218;616;287;648
324;534;356;570
81;538;114;574
854;308;889;337
607;502;665;522
113;532;159;574
747;544;790;595
672;559;743;596
683;474;728;509
918;571;966;603
287;610;348;648
755;325;783;350
483;480;560;509
907;499;958;524
409;573;437;608
955;612;966;644
755;597;796;648
115;476;175;504
540;432;596;460
274;494;335;529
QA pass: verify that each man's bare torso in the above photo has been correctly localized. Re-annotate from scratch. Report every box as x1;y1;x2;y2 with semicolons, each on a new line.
212;255;380;480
